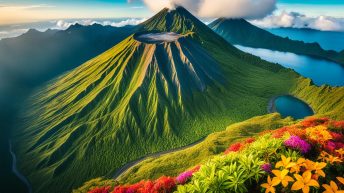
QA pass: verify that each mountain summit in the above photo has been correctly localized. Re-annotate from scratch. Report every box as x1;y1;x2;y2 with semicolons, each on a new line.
15;6;298;193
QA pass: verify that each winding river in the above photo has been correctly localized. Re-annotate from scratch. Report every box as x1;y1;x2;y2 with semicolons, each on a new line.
9;141;32;193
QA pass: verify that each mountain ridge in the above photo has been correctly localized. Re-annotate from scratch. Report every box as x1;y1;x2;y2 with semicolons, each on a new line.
209;18;344;65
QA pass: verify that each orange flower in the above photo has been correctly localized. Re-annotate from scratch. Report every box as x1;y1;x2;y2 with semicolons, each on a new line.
291;171;319;193
261;176;278;193
271;169;294;187
290;158;306;173
337;177;344;185
305;161;327;177
322;181;344;193
275;155;296;169
306;125;332;145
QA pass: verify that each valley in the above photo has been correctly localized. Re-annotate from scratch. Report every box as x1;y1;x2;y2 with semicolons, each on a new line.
10;7;344;193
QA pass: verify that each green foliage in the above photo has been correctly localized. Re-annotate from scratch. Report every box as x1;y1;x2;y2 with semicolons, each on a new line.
175;153;264;193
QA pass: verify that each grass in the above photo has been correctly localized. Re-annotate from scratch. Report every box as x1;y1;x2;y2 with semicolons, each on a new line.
13;7;344;193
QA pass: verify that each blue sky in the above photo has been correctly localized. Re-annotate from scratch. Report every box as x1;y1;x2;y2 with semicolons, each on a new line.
0;0;343;25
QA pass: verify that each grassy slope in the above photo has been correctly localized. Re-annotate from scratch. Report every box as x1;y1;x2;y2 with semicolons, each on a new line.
75;78;344;192
74;113;294;192
209;18;344;66
292;78;344;120
14;7;344;193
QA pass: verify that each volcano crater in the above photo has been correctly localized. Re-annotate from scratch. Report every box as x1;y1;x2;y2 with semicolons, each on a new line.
135;32;182;44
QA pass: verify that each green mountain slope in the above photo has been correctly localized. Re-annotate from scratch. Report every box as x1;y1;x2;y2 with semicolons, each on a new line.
209;18;344;66
13;7;344;193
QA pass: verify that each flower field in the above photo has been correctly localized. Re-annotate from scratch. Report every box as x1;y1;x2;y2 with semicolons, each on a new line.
88;117;344;193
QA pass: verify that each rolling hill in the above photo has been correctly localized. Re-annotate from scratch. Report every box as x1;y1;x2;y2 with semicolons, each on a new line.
13;6;344;193
209;18;344;65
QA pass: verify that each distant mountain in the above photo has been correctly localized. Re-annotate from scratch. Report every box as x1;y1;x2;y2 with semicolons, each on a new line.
14;7;307;193
0;24;135;92
209;18;344;65
267;27;344;52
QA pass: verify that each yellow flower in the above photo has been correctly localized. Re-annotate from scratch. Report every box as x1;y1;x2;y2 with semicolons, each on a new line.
337;177;344;185
261;176;278;193
275;155;296;169
272;169;294;187
326;154;342;164
318;151;342;164
305;161;327;177
291;171;319;193
322;181;344;193
303;159;315;171
318;151;330;162
290;158;306;173
336;148;344;159
306;125;332;144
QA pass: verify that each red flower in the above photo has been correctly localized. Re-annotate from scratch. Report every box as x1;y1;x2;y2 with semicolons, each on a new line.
245;138;255;144
224;142;244;154
332;120;344;129
301;117;329;127
330;132;343;141
89;186;111;193
152;176;176;193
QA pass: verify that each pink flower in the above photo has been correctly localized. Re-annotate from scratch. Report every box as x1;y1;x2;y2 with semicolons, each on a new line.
284;136;311;154
261;163;272;173
176;171;193;184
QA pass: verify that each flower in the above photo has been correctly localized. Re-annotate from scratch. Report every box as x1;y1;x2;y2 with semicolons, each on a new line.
275;155;296;169
245;137;255;144
332;120;344;129
301;117;329;127
88;186;111;193
261;163;272;173
261;176;278;193
306;125;333;145
284;136;312;154
325;154;342;164
290;158;306;173
305;161;326;177
291;171;319;193
322;181;344;193
224;142;244;154
325;141;337;152
176;171;193;184
271;169;294;187
337;177;344;185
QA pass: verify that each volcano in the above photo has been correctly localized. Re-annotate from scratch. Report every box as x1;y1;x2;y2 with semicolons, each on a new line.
14;7;299;193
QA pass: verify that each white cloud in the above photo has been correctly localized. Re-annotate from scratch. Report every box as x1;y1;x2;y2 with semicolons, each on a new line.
251;11;344;32
0;18;147;40
0;28;28;39
53;18;147;30
0;4;55;10
140;0;276;19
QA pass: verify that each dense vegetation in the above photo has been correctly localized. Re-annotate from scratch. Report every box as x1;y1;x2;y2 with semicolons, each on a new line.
13;7;344;193
209;18;344;66
78;116;344;193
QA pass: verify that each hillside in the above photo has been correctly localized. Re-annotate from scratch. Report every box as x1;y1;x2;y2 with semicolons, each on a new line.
209;18;344;65
13;6;344;193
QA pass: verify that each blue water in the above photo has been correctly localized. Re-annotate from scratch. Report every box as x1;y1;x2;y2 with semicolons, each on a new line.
267;28;344;52
235;45;344;86
274;95;314;119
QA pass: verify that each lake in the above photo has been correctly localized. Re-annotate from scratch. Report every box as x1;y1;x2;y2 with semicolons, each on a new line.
267;28;344;52
235;45;344;86
269;95;314;119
